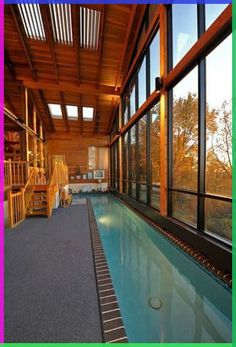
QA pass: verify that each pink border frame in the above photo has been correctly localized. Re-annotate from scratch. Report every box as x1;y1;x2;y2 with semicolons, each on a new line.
0;0;4;343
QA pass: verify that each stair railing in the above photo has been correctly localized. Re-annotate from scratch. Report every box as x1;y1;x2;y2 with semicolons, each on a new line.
47;160;69;217
8;167;36;228
8;188;25;228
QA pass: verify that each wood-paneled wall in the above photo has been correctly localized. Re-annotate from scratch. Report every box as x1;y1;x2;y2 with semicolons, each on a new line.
47;132;109;177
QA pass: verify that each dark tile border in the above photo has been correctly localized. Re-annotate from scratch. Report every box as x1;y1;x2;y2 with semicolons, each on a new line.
115;194;232;288
87;199;128;343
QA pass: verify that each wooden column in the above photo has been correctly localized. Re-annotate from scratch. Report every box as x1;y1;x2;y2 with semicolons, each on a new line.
159;5;168;216
25;87;29;162
39;123;44;169
118;98;123;193
33;106;37;168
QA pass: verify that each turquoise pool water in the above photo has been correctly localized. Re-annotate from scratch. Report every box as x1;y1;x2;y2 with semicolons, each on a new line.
76;193;232;342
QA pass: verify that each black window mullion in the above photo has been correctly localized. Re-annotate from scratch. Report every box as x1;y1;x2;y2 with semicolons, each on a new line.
198;4;206;231
146;47;151;205
168;89;173;216
135;75;139;200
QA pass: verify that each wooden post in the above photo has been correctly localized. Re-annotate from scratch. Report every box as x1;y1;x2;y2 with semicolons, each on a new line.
21;187;25;218
25;87;29;162
159;5;168;216
39;122;44;169
8;190;13;228
33;106;37;169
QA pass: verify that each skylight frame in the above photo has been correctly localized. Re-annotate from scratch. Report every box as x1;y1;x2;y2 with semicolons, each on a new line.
66;105;79;120
82;106;94;121
49;4;73;45
79;7;101;51
48;103;63;119
18;4;46;41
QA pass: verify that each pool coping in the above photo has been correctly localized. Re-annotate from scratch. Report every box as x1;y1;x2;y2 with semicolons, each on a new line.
87;198;128;343
114;195;232;289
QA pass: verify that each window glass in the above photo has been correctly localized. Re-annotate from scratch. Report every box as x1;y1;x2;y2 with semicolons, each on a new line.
172;67;198;191
138;57;147;108
206;35;232;198
205;198;231;241
151;186;160;210
130;125;136;183
130;84;136;118
139;184;147;203
205;4;228;30
123;133;128;182
150;31;160;93
138;115;147;183
150;103;160;186
172;192;197;227
172;5;197;67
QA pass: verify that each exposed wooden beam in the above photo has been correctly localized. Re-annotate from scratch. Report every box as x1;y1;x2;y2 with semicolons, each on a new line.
107;98;119;134
4;94;17;115
121;5;161;94
164;4;232;90
114;5;137;90
10;5;37;81
40;5;59;82
72;4;80;82
21;79;120;97
4;49;16;80
122;5;148;84
28;89;48;132
38;90;55;132
96;5;106;87
60;92;70;132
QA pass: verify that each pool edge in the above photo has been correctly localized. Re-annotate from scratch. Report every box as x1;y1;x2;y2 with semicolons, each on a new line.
87;198;128;343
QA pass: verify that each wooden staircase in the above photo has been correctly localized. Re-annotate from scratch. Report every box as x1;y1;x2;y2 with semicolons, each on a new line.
5;159;69;228
26;185;49;217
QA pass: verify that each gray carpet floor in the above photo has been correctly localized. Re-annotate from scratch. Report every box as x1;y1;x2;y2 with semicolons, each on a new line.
4;205;103;342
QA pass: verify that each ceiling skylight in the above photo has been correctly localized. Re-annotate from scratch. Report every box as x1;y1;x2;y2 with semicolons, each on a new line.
18;4;46;40
48;104;63;119
66;105;78;120
49;4;73;45
83;107;94;121
79;7;101;50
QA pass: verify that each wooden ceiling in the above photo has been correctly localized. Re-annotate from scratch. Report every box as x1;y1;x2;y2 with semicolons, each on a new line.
4;4;144;136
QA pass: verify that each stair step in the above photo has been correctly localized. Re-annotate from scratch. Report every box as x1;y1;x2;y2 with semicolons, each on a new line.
27;211;48;216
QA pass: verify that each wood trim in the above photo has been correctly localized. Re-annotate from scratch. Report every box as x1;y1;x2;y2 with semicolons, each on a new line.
40;5;59;82
121;5;160;95
4;49;16;80
164;4;232;90
122;5;148;83
114;4;137;90
10;5;37;81
22;79;119;97
38;90;55;132
25;87;29;162
28;90;47;132
60;92;70;132
109;134;119;148
107;98;119;135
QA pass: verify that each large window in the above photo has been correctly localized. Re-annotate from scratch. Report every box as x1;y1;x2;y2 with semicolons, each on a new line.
138;115;147;203
123;133;129;194
130;125;136;198
205;4;228;29
169;34;232;242
150;31;160;93
150;104;160;209
205;34;232;240
172;67;198;192
138;57;147;108
172;5;197;67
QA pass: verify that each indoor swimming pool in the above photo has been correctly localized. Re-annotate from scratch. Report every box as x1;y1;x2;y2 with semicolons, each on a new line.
77;193;232;342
